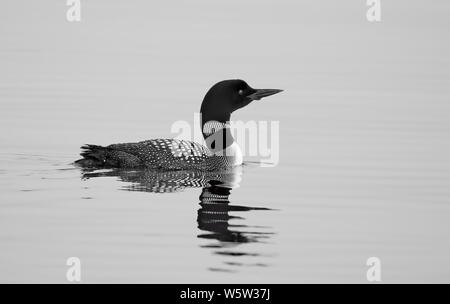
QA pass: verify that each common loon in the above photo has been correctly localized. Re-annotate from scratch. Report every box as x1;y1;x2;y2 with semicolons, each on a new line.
75;79;282;170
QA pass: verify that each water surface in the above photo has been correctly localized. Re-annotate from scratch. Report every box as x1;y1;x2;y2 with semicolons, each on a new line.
1;1;450;283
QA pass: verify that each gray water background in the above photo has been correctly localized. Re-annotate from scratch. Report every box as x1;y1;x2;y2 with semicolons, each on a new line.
1;0;450;283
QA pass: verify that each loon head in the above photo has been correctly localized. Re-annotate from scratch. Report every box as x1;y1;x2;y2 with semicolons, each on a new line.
200;79;283;125
199;80;282;162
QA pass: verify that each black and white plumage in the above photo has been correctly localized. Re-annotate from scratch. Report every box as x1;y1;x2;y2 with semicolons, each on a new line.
78;139;234;171
75;80;282;171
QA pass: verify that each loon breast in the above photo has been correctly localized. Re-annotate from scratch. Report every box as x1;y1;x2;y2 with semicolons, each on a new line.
221;142;243;167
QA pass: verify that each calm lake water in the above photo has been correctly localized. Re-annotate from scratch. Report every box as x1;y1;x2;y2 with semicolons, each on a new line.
1;1;450;283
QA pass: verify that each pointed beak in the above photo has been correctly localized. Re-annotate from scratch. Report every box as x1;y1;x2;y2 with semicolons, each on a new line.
247;88;283;101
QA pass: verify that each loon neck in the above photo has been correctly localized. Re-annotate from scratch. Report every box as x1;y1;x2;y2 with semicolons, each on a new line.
201;117;243;165
201;119;234;152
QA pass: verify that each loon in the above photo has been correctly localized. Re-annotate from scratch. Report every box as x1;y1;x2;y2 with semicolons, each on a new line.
75;79;282;171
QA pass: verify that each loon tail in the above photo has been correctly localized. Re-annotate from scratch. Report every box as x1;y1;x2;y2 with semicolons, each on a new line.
74;144;110;167
75;144;143;168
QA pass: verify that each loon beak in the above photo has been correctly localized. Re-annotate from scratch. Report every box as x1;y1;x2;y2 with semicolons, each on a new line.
247;88;283;101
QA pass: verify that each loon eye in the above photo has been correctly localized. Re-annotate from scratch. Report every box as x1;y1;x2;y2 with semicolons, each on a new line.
238;89;244;96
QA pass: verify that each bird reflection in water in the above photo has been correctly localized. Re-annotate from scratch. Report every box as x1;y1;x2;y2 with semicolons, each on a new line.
81;166;275;271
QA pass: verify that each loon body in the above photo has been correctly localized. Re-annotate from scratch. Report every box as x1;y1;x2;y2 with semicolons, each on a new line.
75;80;282;171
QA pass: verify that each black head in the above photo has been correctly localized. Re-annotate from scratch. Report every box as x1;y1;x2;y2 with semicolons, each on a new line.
200;79;282;124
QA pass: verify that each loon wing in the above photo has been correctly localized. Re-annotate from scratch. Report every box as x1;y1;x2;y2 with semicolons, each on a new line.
75;139;212;169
